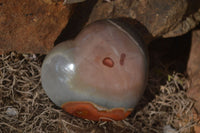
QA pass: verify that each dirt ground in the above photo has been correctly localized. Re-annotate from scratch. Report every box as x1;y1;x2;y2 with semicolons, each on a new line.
0;31;199;133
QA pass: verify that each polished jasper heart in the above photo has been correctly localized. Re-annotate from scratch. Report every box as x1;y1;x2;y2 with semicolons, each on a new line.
41;19;148;121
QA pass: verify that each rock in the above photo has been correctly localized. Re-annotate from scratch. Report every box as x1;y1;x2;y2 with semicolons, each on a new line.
41;19;148;121
163;9;200;38
6;107;18;116
0;0;71;54
88;0;200;38
187;30;200;113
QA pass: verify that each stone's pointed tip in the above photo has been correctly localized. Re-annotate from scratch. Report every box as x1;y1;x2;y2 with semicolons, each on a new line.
61;101;132;121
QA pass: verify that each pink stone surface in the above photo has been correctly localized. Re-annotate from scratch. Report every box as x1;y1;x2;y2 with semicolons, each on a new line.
41;20;148;120
74;20;147;101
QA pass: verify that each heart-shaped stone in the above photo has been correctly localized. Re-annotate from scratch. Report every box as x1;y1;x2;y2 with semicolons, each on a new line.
41;19;148;121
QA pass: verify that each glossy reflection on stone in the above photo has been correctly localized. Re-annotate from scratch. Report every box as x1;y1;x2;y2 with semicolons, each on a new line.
41;19;148;121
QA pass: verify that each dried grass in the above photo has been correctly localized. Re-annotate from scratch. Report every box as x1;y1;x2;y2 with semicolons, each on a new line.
0;52;199;133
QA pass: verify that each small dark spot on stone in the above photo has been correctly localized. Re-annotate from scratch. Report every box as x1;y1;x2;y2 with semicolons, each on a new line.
120;53;126;66
0;3;3;6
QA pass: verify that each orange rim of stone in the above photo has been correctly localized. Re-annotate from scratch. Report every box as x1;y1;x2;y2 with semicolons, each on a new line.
61;101;132;121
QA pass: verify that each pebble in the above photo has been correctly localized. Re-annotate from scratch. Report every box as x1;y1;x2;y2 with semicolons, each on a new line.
6;107;18;116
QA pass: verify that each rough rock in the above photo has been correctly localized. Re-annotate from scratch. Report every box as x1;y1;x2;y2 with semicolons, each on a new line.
0;0;71;54
163;8;200;38
88;0;200;38
187;30;200;133
187;30;200;114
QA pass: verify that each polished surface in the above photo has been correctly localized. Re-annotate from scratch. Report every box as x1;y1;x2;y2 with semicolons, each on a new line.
41;20;148;120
